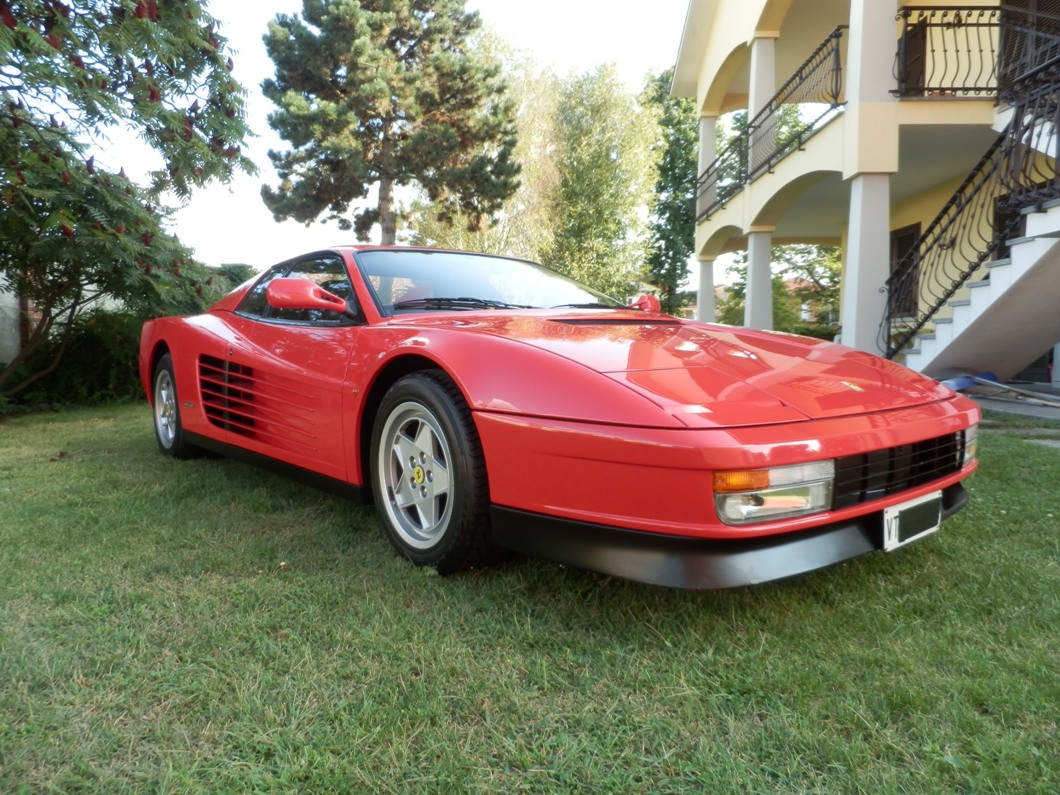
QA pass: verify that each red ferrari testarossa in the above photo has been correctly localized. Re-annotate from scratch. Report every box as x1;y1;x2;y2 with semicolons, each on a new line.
140;247;980;589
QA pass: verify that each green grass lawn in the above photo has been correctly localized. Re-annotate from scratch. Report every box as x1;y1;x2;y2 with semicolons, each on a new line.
0;404;1057;793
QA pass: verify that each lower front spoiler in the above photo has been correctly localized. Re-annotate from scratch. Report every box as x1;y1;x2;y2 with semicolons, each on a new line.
491;483;969;590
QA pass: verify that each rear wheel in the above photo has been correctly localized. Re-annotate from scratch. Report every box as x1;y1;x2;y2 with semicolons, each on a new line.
370;371;491;573
152;353;198;459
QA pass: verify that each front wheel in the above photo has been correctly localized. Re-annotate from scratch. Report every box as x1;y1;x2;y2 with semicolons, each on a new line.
369;371;491;574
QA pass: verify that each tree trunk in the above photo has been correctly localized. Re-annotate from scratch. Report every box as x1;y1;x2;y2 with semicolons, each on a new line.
378;174;396;245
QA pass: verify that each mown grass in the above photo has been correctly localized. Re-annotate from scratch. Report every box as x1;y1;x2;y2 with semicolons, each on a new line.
0;404;1057;793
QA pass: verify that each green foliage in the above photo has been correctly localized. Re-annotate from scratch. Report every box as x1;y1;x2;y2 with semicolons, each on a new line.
2;261;246;409
546;64;659;299
17;310;144;407
408;41;560;261
410;60;662;300
0;157;220;397
717;245;841;337
261;0;520;245
780;244;842;325
643;68;698;315
411;59;668;300
0;0;252;198
0;0;253;398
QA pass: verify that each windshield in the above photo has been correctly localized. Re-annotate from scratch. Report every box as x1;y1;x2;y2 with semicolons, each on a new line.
353;249;621;316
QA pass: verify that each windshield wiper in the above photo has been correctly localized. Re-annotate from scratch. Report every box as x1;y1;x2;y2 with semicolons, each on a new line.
549;302;616;309
392;297;535;311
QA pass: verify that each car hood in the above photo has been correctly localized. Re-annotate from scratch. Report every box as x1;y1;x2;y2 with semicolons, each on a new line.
399;312;957;428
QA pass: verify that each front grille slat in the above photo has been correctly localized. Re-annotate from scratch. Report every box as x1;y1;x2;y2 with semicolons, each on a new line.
832;431;963;510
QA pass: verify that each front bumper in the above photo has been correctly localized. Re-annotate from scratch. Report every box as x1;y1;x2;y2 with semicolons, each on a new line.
491;482;969;590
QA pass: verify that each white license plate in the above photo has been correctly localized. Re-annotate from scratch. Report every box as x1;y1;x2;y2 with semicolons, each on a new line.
883;491;942;551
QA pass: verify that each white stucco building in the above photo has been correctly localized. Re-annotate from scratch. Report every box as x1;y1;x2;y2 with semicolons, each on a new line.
675;0;1060;382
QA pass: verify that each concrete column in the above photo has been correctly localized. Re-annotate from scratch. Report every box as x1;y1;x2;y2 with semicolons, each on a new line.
748;34;778;175
1052;342;1060;388
847;0;900;105
696;257;715;322
697;114;718;216
698;114;717;176
839;0;899;354
841;174;890;353
745;230;774;329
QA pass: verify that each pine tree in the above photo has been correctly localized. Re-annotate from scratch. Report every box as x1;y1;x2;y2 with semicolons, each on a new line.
261;0;520;245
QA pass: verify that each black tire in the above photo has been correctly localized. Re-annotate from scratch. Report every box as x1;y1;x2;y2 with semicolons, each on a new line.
152;353;198;459
369;371;491;574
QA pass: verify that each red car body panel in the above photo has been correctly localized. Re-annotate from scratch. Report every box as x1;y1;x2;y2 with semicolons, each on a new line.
139;246;980;588
475;401;976;539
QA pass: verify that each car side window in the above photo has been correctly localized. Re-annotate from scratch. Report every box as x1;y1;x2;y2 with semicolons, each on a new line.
236;263;288;319
236;255;356;325
271;256;355;324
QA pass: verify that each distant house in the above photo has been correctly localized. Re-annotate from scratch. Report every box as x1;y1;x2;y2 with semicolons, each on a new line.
674;0;1060;384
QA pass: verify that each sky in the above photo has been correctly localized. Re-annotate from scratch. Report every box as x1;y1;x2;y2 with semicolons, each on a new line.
137;0;691;270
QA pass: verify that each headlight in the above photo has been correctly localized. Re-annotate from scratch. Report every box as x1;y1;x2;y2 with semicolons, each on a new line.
714;461;835;525
962;424;978;467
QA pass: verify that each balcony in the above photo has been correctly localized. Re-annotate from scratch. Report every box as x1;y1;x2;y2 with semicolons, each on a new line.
695;7;1005;225
893;6;999;98
695;26;847;223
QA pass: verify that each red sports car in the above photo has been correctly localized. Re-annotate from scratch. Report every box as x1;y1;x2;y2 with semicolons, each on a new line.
139;246;980;589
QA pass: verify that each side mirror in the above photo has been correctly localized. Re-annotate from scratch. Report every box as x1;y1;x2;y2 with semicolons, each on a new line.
266;278;360;321
628;294;661;313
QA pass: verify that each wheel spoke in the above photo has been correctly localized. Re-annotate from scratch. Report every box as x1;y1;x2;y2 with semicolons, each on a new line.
389;445;417;509
376;393;462;552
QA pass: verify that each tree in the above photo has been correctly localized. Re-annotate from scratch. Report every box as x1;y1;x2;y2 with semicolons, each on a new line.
0;0;253;398
408;42;560;262
643;67;697;315
716;245;841;338
546;64;659;299
779;244;841;327
0;0;251;197
261;0;520;245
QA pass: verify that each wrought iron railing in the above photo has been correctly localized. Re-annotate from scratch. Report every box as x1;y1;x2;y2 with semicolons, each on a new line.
893;6;999;97
747;26;848;180
998;6;1060;101
694;135;747;224
883;4;1060;358
882;82;1060;358
695;27;847;222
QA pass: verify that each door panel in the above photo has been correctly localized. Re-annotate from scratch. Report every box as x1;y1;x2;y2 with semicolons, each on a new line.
224;316;357;481
217;254;364;481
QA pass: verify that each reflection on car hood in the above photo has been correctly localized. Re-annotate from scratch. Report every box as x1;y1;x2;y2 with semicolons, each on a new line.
397;312;956;426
